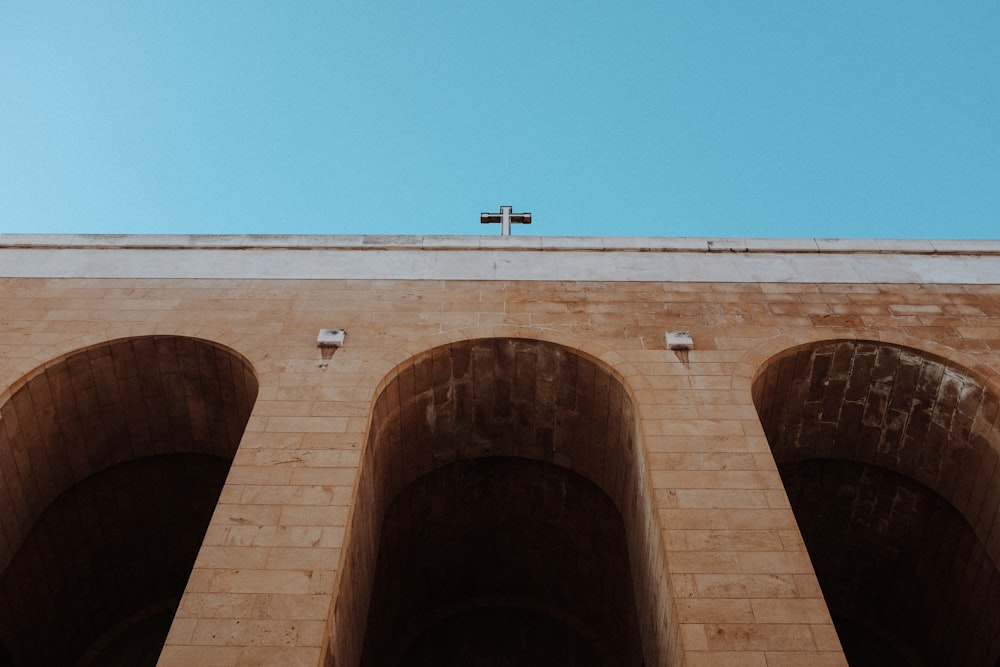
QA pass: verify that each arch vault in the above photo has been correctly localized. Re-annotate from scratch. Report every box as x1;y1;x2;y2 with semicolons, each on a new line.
328;337;667;666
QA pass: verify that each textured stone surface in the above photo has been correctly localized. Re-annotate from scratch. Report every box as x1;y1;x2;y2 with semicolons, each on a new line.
0;241;998;665
0;337;256;666
755;340;1000;665
3;235;1000;283
331;339;666;667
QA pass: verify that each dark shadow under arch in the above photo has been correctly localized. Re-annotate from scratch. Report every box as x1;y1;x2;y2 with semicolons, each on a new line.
364;456;634;666
0;336;258;666
753;339;1000;666
329;338;666;667
0;454;231;666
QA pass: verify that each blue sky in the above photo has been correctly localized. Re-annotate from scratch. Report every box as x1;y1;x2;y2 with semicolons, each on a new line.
1;2;998;238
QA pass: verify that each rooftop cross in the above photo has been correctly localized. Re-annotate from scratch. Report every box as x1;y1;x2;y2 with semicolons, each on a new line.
480;205;531;236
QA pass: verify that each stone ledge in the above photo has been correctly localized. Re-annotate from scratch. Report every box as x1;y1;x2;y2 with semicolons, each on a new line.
2;234;999;255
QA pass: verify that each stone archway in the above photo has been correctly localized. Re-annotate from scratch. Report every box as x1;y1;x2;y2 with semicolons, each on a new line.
0;336;258;666
753;339;1000;666
328;338;666;667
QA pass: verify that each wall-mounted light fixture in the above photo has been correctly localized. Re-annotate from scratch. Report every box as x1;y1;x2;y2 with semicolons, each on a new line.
666;331;693;350
318;328;346;364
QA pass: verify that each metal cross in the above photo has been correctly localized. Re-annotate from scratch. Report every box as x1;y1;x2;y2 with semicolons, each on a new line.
481;205;531;236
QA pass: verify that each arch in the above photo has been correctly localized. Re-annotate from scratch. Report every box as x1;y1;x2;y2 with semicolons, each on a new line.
0;322;260;401
327;337;669;666
734;329;1000;396
752;339;1000;665
360;324;652;408
0;336;258;666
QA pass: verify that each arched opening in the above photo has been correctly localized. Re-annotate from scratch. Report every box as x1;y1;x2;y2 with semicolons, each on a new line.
328;338;664;666
753;340;1000;666
365;457;632;666
0;336;258;666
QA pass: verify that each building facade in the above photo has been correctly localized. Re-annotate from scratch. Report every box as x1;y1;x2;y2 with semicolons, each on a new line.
1;234;999;666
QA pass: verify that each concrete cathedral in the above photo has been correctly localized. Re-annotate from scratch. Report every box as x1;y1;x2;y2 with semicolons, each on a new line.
0;234;998;666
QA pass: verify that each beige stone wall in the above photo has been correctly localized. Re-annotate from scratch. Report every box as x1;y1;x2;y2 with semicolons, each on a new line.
2;272;999;666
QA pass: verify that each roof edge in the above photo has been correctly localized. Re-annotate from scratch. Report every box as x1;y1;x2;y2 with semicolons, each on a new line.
1;234;997;255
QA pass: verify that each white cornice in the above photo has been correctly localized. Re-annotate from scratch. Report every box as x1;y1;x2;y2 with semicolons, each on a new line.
1;234;999;254
1;235;998;283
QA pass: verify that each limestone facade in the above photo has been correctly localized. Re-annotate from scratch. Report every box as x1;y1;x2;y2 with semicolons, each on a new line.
1;235;999;666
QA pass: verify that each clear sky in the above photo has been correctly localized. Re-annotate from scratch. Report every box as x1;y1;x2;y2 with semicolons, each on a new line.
1;2;998;239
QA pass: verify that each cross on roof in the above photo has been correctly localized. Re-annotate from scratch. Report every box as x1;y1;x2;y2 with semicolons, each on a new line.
481;205;531;236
